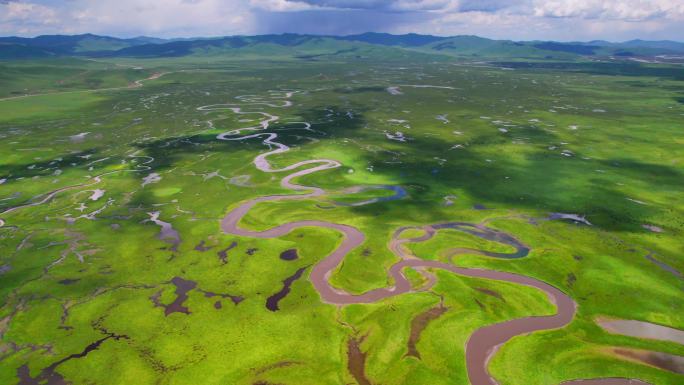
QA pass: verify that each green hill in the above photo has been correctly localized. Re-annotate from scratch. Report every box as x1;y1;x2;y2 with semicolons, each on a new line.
1;33;683;61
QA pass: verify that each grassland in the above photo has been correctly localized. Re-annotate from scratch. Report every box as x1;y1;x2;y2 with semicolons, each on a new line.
0;54;682;385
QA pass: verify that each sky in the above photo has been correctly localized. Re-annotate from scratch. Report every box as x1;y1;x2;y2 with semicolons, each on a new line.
1;0;683;41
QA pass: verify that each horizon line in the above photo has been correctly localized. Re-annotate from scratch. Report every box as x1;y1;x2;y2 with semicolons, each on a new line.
2;32;683;45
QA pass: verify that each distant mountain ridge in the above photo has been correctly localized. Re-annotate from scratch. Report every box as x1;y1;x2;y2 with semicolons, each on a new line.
338;32;448;46
1;32;683;60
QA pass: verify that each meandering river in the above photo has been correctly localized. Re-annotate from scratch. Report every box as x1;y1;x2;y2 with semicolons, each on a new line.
202;90;661;385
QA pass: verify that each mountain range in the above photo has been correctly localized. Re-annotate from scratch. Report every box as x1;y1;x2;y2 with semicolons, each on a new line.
1;32;683;60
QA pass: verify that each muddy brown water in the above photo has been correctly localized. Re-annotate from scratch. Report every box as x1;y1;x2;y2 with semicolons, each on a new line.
147;211;181;252
613;348;684;374
254;360;300;376
333;185;407;207
279;249;299;261
194;240;213;252
221;162;577;384
475;287;505;301
548;213;592;226
17;331;127;385
152;277;242;315
406;304;449;359
434;222;530;259
217;241;237;264
199;289;244;305
17;364;65;385
217;91;649;385
219;131;578;385
265;266;308;311
0;172;113;227
598;318;684;345
167;277;196;315
347;336;371;385
645;253;683;279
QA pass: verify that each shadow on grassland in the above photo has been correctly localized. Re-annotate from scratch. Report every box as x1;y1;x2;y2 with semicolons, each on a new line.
491;61;684;81
351;123;680;232
0;149;103;180
133;104;368;172
131;103;680;232
120;104;368;214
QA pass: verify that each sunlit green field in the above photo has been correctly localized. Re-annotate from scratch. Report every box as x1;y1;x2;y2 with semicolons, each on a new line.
0;55;682;385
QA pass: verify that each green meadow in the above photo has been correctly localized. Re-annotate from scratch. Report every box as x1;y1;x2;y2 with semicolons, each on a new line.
0;53;682;385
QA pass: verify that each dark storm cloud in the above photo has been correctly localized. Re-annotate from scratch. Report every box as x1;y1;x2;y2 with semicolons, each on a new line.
254;8;435;35
1;0;683;41
286;0;456;12
456;0;520;13
282;0;526;13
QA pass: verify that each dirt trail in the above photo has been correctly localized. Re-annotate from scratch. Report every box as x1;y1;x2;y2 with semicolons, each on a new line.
0;71;172;102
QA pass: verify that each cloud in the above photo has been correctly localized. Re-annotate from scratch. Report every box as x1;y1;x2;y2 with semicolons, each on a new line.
255;7;434;34
456;0;518;13
531;0;684;21
0;0;256;37
1;0;683;40
249;0;318;11
282;0;684;21
281;0;459;12
1;2;59;24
